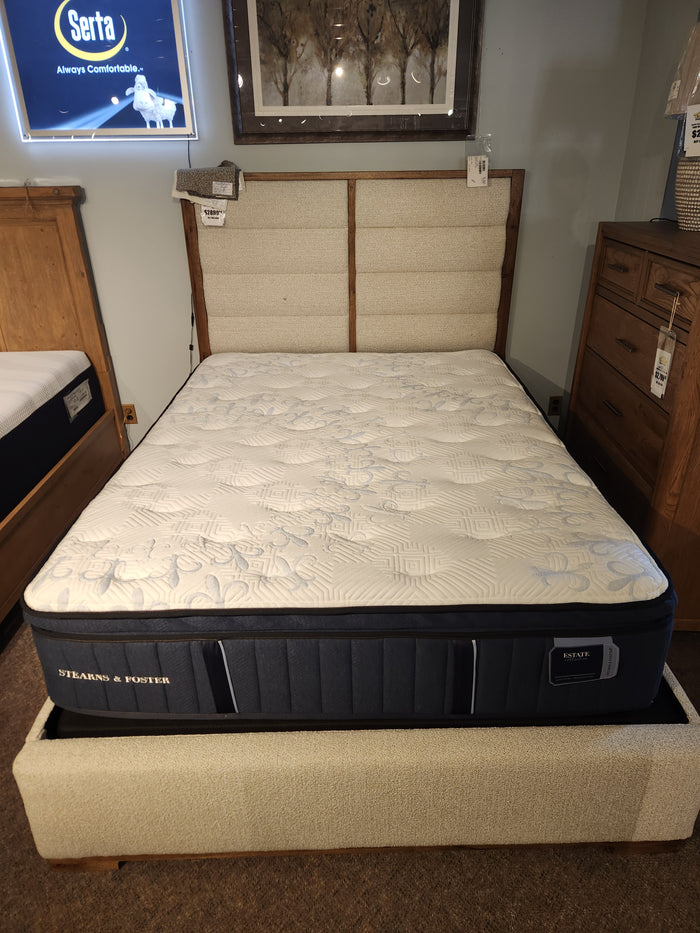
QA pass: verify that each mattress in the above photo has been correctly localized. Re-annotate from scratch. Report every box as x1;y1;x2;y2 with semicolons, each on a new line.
22;350;675;725
1;350;104;517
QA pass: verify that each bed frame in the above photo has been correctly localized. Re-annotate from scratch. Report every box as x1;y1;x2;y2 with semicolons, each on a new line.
13;668;700;871
0;187;128;625
12;171;700;869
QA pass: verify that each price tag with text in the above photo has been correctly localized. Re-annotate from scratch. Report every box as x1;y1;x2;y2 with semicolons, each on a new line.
651;326;676;398
467;155;489;187
684;104;700;155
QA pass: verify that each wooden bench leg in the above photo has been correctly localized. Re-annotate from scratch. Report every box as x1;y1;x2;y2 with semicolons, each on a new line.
48;857;122;872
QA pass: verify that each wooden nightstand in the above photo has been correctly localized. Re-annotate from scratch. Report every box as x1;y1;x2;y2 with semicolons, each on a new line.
566;221;700;631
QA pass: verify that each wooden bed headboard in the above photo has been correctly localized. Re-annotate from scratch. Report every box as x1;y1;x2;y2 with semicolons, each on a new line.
0;186;127;453
0;186;128;624
182;170;524;360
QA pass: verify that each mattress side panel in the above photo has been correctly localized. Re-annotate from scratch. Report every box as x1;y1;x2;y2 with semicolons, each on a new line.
0;362;104;516
30;610;674;721
473;623;673;718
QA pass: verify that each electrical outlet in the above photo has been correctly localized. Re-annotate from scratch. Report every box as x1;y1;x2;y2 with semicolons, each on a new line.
547;396;562;417
122;403;138;425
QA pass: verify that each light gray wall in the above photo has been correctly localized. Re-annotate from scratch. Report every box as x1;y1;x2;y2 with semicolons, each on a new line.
616;0;699;222
0;0;689;443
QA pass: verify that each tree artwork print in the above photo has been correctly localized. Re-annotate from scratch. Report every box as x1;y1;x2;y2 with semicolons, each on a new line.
223;0;482;141
252;0;456;113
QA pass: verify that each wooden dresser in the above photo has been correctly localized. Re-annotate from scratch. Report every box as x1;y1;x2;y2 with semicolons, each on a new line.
566;221;700;631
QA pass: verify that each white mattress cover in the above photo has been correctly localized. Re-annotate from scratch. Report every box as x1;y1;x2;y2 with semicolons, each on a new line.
24;351;668;614
0;350;91;440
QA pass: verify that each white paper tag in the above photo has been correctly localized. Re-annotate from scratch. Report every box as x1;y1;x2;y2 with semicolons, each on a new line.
668;78;681;103
212;180;234;197
63;379;92;422
201;204;226;226
467;155;489;187
650;327;676;398
684;104;700;155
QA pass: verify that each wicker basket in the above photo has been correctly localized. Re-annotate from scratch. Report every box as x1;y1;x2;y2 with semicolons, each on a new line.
675;157;700;230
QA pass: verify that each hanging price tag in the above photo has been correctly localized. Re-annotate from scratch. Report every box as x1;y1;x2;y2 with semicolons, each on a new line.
467;155;489;187
684;104;700;155
651;293;680;398
200;201;227;226
651;326;676;398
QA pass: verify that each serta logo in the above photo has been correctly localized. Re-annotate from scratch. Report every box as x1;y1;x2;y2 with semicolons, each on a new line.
54;1;127;61
68;10;116;41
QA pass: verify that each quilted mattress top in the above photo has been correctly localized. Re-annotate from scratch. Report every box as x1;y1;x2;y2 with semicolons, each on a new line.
0;350;90;439
24;350;668;614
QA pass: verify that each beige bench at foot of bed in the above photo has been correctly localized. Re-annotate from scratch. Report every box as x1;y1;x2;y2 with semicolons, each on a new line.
13;666;700;871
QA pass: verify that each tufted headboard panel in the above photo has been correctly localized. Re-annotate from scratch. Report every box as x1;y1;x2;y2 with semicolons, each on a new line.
181;170;524;359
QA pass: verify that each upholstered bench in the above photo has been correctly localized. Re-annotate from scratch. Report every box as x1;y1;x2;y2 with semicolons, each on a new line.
13;666;700;871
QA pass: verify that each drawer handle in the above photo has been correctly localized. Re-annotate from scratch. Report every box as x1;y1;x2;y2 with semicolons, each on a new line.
607;263;629;274
654;283;682;298
614;337;636;354
603;399;623;418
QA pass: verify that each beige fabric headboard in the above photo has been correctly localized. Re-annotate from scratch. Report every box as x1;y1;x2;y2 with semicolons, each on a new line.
182;170;524;359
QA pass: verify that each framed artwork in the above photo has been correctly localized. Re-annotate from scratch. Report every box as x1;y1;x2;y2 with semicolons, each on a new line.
222;0;483;144
0;0;196;141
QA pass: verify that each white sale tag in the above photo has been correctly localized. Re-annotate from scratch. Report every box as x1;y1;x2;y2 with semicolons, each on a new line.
650;327;676;398
467;155;489;187
199;198;227;226
684;104;700;155
201;204;226;226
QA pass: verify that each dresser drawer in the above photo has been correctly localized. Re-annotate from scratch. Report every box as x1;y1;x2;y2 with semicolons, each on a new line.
566;415;651;533
598;241;643;298
586;295;685;412
641;256;700;329
577;350;668;486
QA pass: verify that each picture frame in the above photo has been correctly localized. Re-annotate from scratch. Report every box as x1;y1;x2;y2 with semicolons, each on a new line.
0;0;196;141
222;0;483;144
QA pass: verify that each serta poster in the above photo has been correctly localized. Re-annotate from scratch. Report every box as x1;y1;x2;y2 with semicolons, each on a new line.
0;0;195;139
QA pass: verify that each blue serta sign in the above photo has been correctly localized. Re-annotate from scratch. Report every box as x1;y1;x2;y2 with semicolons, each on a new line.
1;0;193;136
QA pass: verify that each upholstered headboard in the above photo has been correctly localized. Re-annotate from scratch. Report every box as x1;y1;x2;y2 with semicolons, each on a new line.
181;170;524;359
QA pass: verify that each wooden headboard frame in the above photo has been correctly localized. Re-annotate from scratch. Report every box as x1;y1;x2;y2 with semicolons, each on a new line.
181;170;524;360
0;186;127;453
